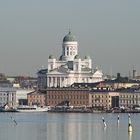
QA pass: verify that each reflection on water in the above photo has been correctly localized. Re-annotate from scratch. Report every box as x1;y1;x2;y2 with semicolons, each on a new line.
0;113;140;140
128;132;132;140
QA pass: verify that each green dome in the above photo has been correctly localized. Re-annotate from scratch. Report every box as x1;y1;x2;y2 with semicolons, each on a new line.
59;55;63;60
48;55;54;59
84;56;91;59
74;55;80;59
63;31;76;42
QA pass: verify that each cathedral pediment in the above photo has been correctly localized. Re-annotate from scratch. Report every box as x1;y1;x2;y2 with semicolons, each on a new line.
48;70;66;74
48;66;69;74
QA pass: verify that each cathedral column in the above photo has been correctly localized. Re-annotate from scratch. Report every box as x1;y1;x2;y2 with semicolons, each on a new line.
49;77;51;87
59;77;61;87
61;77;64;87
55;77;57;87
47;77;49;87
52;77;55;87
65;77;67;87
67;77;69;86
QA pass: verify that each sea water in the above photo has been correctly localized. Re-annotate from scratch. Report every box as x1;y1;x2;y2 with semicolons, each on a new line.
0;112;139;140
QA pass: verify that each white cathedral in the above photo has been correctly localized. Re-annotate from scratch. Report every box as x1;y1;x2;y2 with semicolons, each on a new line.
37;31;104;90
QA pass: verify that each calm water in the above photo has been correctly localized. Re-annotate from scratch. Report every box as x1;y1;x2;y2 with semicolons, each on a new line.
0;112;139;140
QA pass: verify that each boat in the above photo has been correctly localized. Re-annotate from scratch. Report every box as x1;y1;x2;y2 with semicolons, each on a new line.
0;104;18;112
48;106;92;113
16;105;50;112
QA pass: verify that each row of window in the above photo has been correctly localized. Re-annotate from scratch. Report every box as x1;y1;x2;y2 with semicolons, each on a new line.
92;100;110;103
120;95;138;98
0;93;15;96
92;95;109;98
65;50;75;56
48;101;88;105
28;95;44;99
29;99;45;103
93;104;111;107
49;91;87;94
120;100;136;104
66;46;76;50
0;97;15;101
48;95;88;99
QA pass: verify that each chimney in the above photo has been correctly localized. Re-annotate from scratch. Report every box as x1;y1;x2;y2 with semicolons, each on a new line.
117;73;121;79
133;70;137;79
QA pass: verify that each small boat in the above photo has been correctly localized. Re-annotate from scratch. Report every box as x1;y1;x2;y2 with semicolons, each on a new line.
16;105;50;112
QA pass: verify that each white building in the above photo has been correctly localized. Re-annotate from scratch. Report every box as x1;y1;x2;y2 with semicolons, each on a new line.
16;88;34;106
0;87;16;107
37;31;104;90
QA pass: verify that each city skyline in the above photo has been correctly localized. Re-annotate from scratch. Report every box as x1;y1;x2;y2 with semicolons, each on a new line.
0;0;140;76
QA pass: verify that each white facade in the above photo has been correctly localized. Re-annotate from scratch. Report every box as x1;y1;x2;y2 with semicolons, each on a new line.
16;88;34;106
37;31;104;90
0;87;16;107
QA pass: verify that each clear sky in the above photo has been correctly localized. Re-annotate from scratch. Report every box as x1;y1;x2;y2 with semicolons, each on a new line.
0;0;140;77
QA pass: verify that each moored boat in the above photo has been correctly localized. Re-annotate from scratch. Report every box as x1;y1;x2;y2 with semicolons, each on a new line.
16;105;50;112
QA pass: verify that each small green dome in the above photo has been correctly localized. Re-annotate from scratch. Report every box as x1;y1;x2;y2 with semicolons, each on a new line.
74;55;80;59
63;31;76;42
59;55;63;60
84;56;91;59
48;55;54;59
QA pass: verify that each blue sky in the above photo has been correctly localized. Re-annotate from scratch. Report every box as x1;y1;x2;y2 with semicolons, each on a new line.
0;0;140;76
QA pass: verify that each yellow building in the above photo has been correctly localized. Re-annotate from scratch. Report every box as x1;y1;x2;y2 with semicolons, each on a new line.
119;91;140;108
89;90;119;110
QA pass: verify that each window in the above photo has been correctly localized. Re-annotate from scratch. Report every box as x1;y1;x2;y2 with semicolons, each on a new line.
77;95;79;99
50;64;53;69
76;64;78;70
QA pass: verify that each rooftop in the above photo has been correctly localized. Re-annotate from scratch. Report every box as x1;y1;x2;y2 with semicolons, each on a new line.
63;31;77;42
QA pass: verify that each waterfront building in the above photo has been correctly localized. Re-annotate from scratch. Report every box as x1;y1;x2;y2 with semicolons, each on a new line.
89;89;140;110
0;87;16;107
119;91;140;108
16;88;34;106
46;87;90;106
89;91;109;109
43;86;140;109
37;31;103;90
89;90;119;109
27;91;46;106
46;87;120;109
